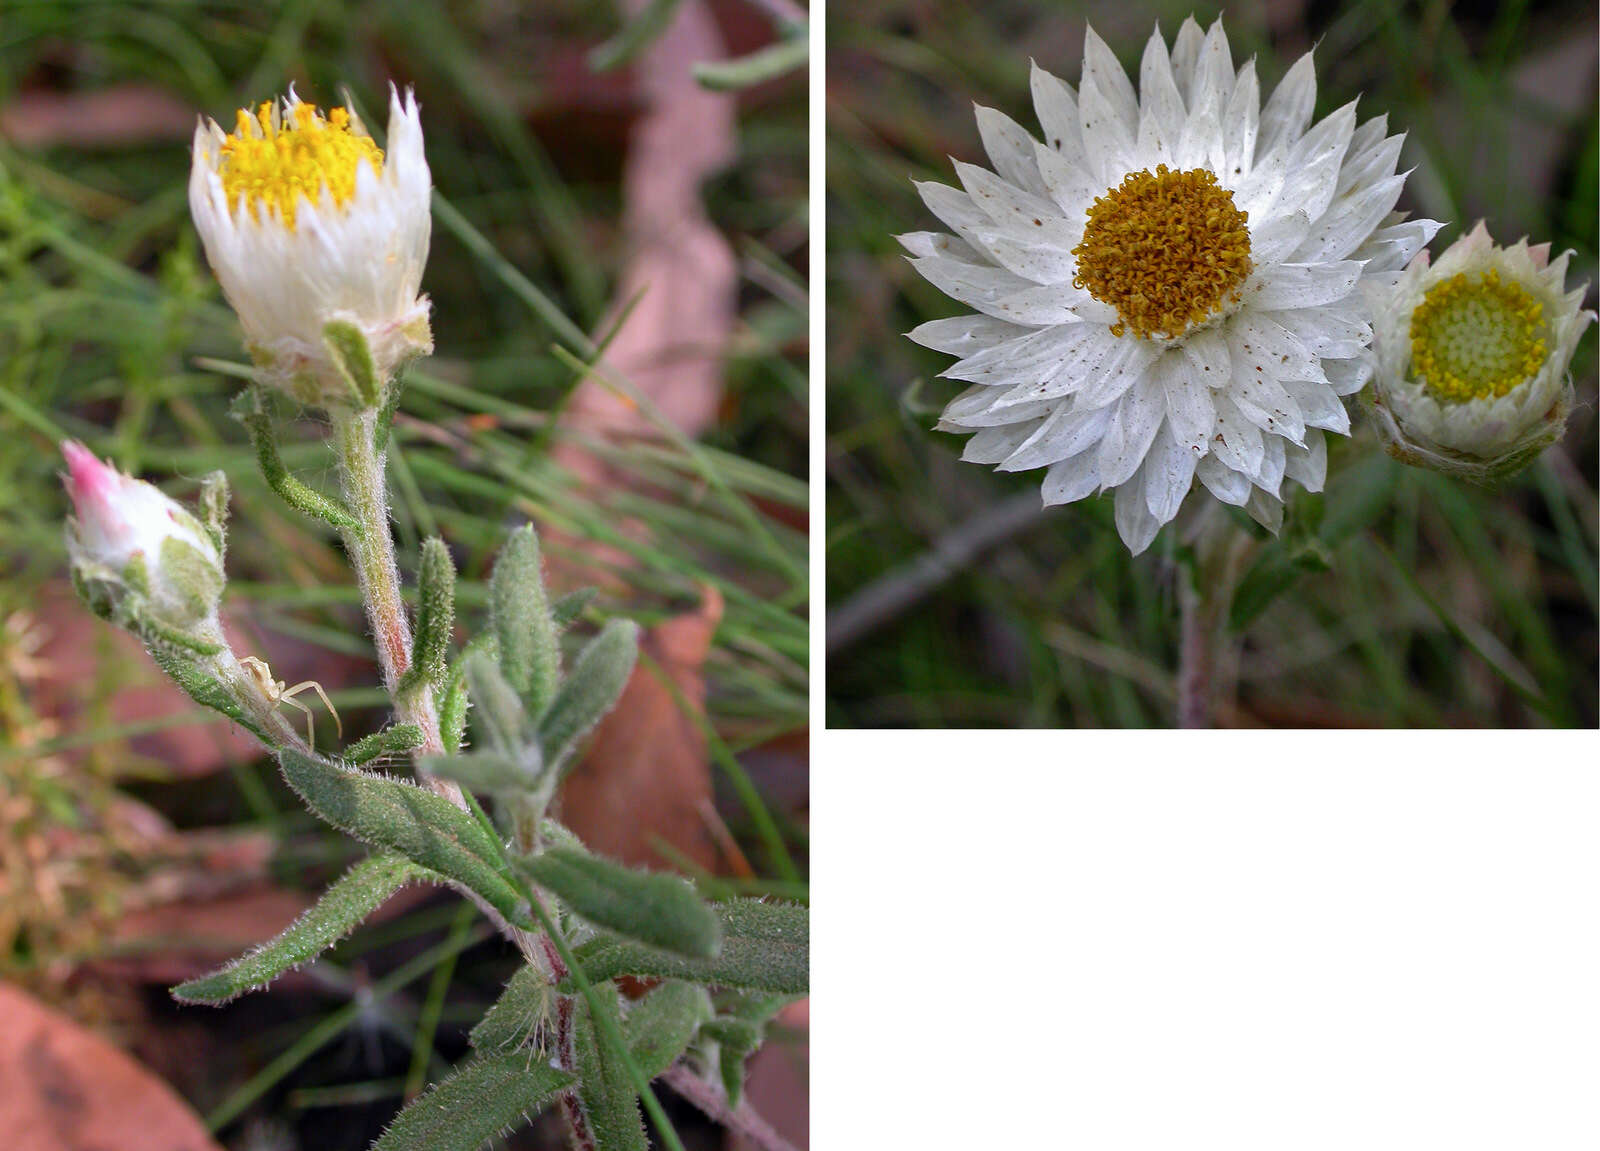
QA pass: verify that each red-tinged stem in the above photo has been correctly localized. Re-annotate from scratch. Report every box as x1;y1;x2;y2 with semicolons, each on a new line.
330;408;447;765
660;1063;799;1151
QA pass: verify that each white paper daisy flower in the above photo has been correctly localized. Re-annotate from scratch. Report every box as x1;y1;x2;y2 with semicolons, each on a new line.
190;86;433;407
902;17;1440;553
1366;220;1593;481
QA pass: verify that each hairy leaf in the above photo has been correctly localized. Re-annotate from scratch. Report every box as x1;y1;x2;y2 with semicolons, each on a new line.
345;724;425;765
197;470;230;555
538;619;639;778
470;964;551;1053
551;586;599;631
424;749;541;795
465;649;528;756
566;899;807;994
278;749;524;923
522;848;721;959
626;981;714;1080
491;525;560;714
372;1052;574;1151
232;387;360;533
172;853;432;1004
572;984;648;1151
323;319;380;407
401;537;456;694
700;993;788;1107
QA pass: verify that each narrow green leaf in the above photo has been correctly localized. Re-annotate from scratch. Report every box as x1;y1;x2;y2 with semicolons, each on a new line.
572;985;649;1151
551;587;599;631
172;853;431;1005
693;32;807;91
470;964;551;1053
232;388;360;533
401;537;456;694
345;724;425;765
705;1018;762;1106
277;749;525;923
437;650;478;757
464;649;529;755
374;379;402;451
589;0;685;71
197;470;230;556
372;1052;574;1151
566;899;807;995
323;319;380;407
423;749;540;794
522;848;721;959
491;525;560;713
626;981;713;1080
538;619;639;777
699;994;787;1107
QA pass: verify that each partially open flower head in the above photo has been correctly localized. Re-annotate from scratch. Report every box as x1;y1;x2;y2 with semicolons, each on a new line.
1367;221;1593;481
902;18;1439;553
190;86;433;408
61;442;225;641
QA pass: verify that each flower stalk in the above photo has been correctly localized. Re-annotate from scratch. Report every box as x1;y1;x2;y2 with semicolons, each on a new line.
1176;511;1257;728
330;406;444;761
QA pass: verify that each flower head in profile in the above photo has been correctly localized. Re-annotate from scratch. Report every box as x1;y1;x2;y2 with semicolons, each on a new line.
189;87;433;407
1366;221;1593;481
61;442;226;641
902;17;1439;553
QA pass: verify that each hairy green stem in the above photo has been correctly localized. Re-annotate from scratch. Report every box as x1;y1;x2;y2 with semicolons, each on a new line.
1176;513;1257;728
330;408;446;762
1176;574;1215;728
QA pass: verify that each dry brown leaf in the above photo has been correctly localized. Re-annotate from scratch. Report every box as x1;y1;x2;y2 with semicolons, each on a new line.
731;999;809;1151
557;587;723;871
558;0;738;480
0;982;224;1151
0;85;194;149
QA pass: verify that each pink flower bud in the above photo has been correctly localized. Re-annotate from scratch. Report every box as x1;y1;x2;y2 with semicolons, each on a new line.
61;442;225;635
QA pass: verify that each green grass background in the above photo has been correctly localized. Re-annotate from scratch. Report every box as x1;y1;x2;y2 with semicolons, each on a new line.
826;0;1597;728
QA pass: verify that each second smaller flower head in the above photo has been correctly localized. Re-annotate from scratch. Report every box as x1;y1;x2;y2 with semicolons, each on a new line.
190;87;433;408
1368;221;1594;481
61;442;226;644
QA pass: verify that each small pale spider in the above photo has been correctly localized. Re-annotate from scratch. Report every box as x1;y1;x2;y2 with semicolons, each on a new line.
239;656;341;747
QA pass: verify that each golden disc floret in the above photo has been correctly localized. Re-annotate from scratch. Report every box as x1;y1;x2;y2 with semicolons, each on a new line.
1071;165;1252;340
1408;268;1548;403
219;102;383;230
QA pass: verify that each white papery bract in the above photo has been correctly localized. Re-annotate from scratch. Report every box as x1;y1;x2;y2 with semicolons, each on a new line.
190;87;433;407
1366;221;1593;482
902;17;1439;553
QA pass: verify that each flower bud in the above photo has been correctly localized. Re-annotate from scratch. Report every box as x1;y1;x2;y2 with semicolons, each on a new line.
188;86;433;408
61;441;226;645
1366;221;1594;482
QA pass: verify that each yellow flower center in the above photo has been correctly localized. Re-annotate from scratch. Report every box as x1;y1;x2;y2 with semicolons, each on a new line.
1408;268;1548;402
1071;165;1253;340
219;102;383;231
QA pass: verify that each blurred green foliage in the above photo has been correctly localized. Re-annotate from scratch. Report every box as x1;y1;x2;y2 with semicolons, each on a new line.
826;0;1596;727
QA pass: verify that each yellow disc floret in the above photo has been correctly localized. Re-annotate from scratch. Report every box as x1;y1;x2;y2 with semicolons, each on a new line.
1071;165;1253;340
1408;268;1548;403
219;102;383;230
